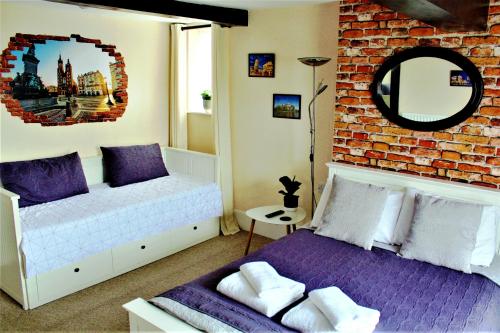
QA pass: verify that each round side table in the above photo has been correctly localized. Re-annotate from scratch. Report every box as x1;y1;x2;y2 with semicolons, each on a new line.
244;205;306;255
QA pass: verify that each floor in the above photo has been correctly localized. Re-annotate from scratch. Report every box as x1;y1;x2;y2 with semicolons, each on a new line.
0;231;272;332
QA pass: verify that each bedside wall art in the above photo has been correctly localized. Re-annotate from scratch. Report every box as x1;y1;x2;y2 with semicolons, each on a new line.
273;94;301;119
0;33;127;126
249;53;275;77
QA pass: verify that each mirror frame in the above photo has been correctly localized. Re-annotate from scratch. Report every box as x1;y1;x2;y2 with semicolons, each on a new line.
370;47;484;132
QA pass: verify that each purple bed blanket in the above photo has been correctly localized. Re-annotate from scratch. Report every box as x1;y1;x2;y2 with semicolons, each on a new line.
155;229;500;332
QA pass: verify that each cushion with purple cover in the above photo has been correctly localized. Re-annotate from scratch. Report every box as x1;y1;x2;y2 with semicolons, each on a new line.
100;143;169;187
0;152;89;208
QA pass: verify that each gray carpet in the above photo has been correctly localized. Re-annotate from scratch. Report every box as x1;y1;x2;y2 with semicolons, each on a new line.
0;231;272;332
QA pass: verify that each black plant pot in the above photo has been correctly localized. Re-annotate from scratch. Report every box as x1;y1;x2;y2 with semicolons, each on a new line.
283;194;299;211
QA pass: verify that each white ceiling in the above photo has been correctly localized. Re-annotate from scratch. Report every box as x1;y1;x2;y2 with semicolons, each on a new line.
180;0;338;10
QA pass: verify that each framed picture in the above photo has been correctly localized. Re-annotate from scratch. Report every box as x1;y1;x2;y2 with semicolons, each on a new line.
450;70;472;87
249;53;275;77
273;94;301;120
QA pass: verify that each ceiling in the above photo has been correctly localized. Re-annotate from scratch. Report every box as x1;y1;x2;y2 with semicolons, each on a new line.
179;0;338;10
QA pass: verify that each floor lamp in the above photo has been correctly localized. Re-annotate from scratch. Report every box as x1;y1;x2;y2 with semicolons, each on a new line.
298;56;331;217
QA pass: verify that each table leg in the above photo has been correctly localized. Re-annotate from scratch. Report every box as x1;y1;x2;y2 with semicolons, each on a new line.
292;224;297;232
244;219;256;255
286;225;291;235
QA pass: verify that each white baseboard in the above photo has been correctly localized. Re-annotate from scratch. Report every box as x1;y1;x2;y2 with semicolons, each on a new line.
234;209;291;240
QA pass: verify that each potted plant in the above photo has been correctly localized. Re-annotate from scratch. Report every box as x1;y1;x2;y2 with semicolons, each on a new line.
201;90;212;111
278;176;301;211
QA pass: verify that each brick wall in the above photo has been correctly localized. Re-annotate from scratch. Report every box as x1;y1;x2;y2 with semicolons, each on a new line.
334;0;500;188
0;34;128;126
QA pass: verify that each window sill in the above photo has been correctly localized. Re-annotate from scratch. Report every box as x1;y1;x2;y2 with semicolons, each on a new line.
187;111;212;116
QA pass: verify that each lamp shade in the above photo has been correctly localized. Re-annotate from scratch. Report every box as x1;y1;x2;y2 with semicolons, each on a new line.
298;57;331;67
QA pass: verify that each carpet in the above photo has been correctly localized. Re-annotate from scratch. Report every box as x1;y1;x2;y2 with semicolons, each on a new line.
0;231;272;332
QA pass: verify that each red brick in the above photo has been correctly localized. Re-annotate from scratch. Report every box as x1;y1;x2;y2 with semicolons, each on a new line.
338;97;359;105
356;65;374;73
462;155;485;163
462;36;500;46
460;125;483;135
453;134;490;144
373;12;397;21
409;27;434;36
482;175;500;185
439;142;473;153
370;134;398;143
491;24;500;34
474;146;496;155
457;164;491;174
344;155;369;164
382;127;412;136
484;68;500;76
364;124;382;132
352;21;379;29
387;38;418;47
333;146;350;154
410;147;441;158
365;150;385;159
418;139;437;148
387;153;414;163
353;4;383;12
484;89;500;97
373;142;390;151
364;29;391;37
337;130;353;137
378;160;407;170
339;15;358;22
346;139;372;149
399;137;418;145
343;29;364;38
407;164;437;174
480;106;500;116
470;47;494;57
389;145;409;153
486;157;500;166
432;160;457;169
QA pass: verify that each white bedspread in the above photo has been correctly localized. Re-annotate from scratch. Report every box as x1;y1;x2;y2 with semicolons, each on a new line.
19;173;222;278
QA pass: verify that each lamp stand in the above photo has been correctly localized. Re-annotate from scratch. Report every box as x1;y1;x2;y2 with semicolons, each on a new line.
298;57;331;217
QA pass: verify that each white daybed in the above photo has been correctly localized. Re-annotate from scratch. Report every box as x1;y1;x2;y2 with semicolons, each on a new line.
0;147;221;310
123;161;500;332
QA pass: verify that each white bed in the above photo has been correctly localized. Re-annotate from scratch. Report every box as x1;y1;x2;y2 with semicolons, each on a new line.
0;147;222;310
123;161;500;332
20;173;222;278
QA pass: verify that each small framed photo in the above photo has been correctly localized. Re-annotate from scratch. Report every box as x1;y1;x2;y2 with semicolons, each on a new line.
273;94;301;120
249;53;275;77
450;70;472;87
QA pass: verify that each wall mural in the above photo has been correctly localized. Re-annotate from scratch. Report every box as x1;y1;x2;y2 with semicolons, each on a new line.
0;34;127;126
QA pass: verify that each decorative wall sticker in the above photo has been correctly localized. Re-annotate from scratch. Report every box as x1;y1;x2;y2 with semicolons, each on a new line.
0;34;127;126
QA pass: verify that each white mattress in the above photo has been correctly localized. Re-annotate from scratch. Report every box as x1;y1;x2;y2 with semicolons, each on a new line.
19;173;222;278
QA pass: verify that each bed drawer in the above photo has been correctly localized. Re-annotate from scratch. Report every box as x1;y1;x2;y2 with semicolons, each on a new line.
36;250;113;305
112;219;219;274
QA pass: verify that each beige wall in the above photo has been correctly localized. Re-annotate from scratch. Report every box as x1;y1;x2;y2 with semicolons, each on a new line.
187;113;215;154
229;3;339;232
0;1;169;161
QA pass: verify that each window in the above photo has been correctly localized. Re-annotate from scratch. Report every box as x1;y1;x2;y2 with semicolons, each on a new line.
186;27;212;113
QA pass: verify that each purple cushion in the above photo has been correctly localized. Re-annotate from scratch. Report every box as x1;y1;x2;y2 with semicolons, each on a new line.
100;143;168;187
0;152;89;208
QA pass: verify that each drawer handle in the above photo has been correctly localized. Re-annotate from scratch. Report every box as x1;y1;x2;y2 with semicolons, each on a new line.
141;245;146;250
193;226;198;230
74;268;80;273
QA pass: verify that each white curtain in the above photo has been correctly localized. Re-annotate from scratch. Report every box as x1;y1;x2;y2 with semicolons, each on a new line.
212;25;240;235
169;24;188;149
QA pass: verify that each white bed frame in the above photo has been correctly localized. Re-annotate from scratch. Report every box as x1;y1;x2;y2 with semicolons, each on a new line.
123;161;500;332
0;147;220;310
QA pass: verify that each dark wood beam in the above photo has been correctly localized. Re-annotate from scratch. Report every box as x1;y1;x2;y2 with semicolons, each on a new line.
45;0;248;27
374;0;489;32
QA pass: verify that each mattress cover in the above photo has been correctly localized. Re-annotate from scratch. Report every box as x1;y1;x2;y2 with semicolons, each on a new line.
20;173;222;277
153;229;500;332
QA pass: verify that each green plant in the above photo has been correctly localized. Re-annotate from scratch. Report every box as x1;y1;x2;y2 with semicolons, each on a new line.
278;176;301;196
201;90;212;100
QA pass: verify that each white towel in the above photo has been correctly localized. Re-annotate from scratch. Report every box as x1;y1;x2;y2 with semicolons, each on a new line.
281;298;333;332
216;272;304;317
282;298;379;333
240;261;287;297
309;287;380;333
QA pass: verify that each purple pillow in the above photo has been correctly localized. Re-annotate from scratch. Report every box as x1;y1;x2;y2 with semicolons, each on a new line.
0;152;89;208
100;143;169;187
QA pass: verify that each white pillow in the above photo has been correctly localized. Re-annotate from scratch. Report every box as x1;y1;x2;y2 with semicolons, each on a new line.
373;190;404;244
471;206;498;267
400;193;483;273
395;188;498;267
314;176;390;250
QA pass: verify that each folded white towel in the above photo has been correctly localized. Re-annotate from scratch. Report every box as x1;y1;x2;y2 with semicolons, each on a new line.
281;298;333;332
240;261;286;297
309;287;380;332
216;272;304;317
282;298;378;333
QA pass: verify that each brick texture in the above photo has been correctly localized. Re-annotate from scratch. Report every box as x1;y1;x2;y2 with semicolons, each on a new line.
0;34;128;126
335;0;500;188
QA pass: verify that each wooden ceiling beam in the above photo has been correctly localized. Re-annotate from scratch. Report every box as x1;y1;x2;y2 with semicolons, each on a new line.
374;0;489;32
45;0;249;27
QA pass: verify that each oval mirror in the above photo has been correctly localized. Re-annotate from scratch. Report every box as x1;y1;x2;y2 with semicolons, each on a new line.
371;47;483;131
